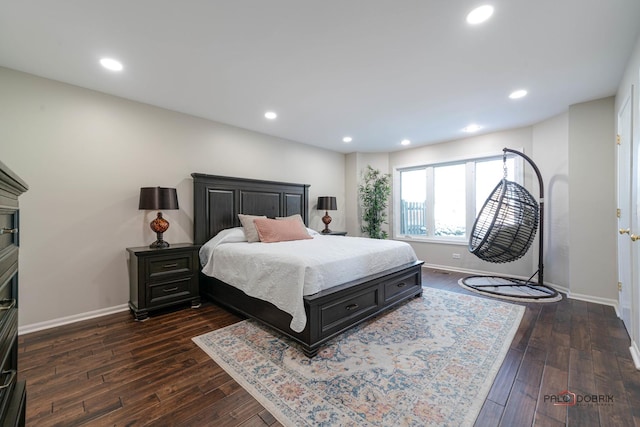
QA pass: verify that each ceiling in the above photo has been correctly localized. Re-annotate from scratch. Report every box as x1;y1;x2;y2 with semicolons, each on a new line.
2;1;639;153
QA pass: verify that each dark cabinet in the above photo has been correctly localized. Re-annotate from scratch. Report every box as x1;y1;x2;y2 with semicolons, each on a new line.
0;161;28;426
127;244;201;321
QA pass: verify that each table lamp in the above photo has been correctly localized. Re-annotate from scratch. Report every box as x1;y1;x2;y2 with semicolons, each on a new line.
317;196;337;234
139;187;179;248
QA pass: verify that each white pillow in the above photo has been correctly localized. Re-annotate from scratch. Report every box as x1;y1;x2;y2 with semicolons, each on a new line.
238;214;266;242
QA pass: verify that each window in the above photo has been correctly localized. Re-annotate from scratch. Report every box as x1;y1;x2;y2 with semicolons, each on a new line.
434;163;466;237
397;154;519;241
400;169;427;236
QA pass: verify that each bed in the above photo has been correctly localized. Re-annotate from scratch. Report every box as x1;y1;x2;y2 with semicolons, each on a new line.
193;173;424;357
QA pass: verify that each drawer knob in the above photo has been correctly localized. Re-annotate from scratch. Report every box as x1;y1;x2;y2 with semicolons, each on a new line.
163;287;179;293
345;303;359;311
0;228;17;235
163;263;179;268
397;282;406;288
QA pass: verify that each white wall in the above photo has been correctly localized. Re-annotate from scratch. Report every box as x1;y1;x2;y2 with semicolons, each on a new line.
532;113;570;289
568;97;616;301
0;67;346;327
616;33;640;119
345;153;360;236
345;152;390;237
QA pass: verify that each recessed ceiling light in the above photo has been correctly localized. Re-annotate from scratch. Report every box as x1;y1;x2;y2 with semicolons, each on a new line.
509;89;528;99
342;136;353;143
462;124;482;133
401;139;411;146
264;111;277;120
100;58;123;71
466;5;494;24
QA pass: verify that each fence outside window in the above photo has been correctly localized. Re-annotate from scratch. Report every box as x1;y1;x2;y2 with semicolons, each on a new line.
400;200;427;235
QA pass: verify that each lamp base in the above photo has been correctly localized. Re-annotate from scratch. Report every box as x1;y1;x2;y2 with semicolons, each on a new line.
149;213;170;248
322;211;332;234
149;238;170;249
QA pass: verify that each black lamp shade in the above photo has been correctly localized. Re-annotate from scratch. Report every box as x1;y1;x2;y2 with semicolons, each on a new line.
317;196;337;211
139;187;179;210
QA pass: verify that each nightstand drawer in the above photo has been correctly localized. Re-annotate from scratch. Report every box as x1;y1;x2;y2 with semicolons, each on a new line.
148;277;194;305
148;254;192;279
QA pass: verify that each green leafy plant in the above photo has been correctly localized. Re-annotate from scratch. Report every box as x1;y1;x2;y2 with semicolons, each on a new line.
359;165;392;239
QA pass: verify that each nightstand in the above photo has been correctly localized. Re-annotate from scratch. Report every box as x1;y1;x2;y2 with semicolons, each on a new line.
321;231;347;236
127;243;201;321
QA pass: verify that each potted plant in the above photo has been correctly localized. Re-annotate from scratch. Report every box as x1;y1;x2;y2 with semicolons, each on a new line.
359;165;392;239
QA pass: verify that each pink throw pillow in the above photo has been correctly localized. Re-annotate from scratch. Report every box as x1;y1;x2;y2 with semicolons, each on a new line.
253;217;312;243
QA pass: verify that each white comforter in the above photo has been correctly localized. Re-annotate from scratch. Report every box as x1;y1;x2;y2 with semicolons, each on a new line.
200;228;418;332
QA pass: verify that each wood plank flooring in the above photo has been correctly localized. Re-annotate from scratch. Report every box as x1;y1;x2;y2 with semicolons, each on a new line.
18;269;640;426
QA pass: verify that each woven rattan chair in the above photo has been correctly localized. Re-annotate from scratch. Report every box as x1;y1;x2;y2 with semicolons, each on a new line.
469;179;539;263
461;148;560;302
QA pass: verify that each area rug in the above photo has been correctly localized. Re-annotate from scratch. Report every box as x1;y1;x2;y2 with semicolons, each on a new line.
192;288;524;427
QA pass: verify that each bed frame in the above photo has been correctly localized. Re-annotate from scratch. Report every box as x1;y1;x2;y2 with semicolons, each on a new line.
192;173;424;357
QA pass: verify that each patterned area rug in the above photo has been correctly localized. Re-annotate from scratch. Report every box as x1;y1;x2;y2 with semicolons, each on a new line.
192;288;524;427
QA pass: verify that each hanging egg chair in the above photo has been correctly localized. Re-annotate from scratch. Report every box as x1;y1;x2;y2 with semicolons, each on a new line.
469;179;539;263
459;148;561;302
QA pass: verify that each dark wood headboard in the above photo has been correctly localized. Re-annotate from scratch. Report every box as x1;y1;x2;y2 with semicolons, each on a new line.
192;173;310;245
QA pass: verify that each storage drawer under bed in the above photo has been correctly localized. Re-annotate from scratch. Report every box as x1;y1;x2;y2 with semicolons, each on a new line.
383;270;422;303
319;287;380;333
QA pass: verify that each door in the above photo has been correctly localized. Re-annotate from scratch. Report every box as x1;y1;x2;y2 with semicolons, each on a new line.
617;91;633;333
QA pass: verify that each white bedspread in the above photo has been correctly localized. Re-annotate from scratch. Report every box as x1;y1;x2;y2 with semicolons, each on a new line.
200;228;418;332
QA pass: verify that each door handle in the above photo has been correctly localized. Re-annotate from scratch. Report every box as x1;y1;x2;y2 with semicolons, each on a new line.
619;228;630;235
631;234;640;242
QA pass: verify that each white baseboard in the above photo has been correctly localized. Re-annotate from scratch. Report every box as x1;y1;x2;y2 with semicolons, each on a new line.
630;340;640;370
423;263;491;277
565;291;619;312
18;304;130;335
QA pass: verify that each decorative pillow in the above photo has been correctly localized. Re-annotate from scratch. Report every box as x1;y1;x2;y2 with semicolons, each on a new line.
253;217;313;243
275;214;319;237
276;214;306;227
238;214;266;242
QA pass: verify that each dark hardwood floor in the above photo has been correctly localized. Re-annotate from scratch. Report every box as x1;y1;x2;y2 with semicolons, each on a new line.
18;269;640;426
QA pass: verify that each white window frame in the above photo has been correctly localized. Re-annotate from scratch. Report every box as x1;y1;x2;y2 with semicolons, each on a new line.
393;151;524;244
